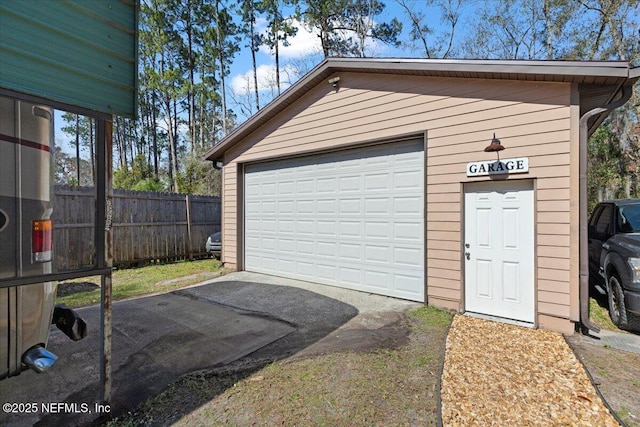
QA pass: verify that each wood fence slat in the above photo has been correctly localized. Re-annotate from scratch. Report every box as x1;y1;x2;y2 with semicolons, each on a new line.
52;185;221;268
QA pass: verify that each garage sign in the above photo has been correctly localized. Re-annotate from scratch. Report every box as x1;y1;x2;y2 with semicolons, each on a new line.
467;157;529;177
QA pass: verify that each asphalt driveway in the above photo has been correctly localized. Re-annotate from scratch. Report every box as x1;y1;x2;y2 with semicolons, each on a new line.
0;272;419;427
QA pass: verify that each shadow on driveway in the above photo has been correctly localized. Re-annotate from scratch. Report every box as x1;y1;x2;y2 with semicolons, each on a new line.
1;277;361;427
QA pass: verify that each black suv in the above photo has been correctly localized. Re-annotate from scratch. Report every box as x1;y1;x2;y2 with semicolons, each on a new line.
588;199;640;330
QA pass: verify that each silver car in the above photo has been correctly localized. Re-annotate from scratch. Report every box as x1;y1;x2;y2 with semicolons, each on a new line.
206;231;222;259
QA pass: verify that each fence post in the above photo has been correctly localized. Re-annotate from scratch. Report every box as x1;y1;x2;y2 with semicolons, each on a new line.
185;194;193;261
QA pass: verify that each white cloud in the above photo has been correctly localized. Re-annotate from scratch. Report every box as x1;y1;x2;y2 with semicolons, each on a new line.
231;63;279;94
259;19;323;59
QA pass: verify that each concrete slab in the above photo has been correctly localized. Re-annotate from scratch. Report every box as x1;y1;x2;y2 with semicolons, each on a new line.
579;328;640;354
0;283;295;427
0;272;419;426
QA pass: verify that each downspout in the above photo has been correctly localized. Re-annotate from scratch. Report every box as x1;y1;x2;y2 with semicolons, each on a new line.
579;84;632;334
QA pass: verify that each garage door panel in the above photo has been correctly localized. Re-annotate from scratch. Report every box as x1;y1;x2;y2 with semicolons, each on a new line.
339;198;361;215
365;221;390;239
317;199;337;214
394;221;422;241
317;220;336;236
394;247;422;267
296;239;315;255
365;197;390;214
366;270;391;289
317;264;336;280
297;220;315;234
364;245;390;263
394;196;422;215
317;241;336;257
244;140;424;301
339;175;361;192
339;221;361;238
339;267;361;284
296;200;314;214
279;238;295;253
366;173;391;191
394;170;422;190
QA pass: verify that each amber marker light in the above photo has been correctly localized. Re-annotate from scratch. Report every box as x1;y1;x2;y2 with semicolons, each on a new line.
32;219;53;262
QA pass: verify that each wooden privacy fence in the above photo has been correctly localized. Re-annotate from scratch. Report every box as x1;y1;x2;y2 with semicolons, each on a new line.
52;186;221;269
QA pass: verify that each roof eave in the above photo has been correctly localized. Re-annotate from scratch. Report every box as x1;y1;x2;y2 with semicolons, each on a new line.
205;58;635;162
204;59;332;161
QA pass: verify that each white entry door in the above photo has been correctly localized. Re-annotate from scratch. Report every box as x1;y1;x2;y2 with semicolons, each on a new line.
464;180;535;323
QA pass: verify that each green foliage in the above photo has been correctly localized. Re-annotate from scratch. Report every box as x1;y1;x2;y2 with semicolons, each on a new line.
587;123;629;212
113;153;165;191
56;259;222;308
410;305;454;329
63;0;638;199
177;147;222;195
300;0;401;58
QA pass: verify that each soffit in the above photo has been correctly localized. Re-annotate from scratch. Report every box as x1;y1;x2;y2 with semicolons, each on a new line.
205;58;635;161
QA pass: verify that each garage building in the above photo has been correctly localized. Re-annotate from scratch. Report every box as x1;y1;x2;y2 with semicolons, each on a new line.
205;58;639;334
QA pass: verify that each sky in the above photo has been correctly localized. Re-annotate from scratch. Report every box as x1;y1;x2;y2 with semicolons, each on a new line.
59;1;432;153
226;1;461;114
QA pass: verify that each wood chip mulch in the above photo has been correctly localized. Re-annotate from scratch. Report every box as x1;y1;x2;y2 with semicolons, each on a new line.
441;315;619;426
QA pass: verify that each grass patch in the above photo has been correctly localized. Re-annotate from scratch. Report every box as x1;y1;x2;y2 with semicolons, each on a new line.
56;259;223;308
589;297;620;332
103;307;452;426
410;305;455;329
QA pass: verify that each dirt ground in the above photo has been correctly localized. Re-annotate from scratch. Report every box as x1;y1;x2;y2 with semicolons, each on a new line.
567;333;640;427
103;308;451;427
98;306;640;427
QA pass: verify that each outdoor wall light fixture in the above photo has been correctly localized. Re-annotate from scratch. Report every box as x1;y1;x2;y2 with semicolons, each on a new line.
484;133;505;152
328;76;340;88
214;160;224;170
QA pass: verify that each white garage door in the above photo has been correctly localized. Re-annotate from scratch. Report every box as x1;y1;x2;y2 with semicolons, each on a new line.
244;140;424;301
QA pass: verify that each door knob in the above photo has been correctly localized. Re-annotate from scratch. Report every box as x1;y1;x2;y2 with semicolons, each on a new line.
465;252;471;260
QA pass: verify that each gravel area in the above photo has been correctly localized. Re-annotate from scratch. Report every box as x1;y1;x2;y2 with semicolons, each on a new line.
441;315;619;426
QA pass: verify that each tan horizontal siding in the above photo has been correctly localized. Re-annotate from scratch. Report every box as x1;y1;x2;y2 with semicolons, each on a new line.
538;267;570;282
428;139;570;166
537;246;570;259
538;223;570;235
538;256;571;270
429;258;460;270
219;72;576;326
537;188;570;200
428;117;570;147
538;200;570;212
427;230;460;241
427;184;461;195
427;192;461;203
428;267;461;281
428;211;461;222
428;222;460;232
537;177;570;189
539;290;570;306
538;234;570;247
427;239;460;251
421;76;571;322
428;282;461;300
221;161;238;267
538;279;571;293
538;301;569;318
538;212;571;223
429;249;460;261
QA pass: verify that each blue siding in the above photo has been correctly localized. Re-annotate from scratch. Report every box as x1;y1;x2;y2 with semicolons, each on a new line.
0;0;137;117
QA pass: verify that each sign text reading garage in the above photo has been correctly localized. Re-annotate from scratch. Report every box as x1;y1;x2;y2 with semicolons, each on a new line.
467;157;529;177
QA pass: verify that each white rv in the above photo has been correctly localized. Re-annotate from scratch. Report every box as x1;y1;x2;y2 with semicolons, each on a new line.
0;94;85;379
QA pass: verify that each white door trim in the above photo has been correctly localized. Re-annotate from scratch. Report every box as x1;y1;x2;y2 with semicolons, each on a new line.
464;180;535;324
243;139;425;301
